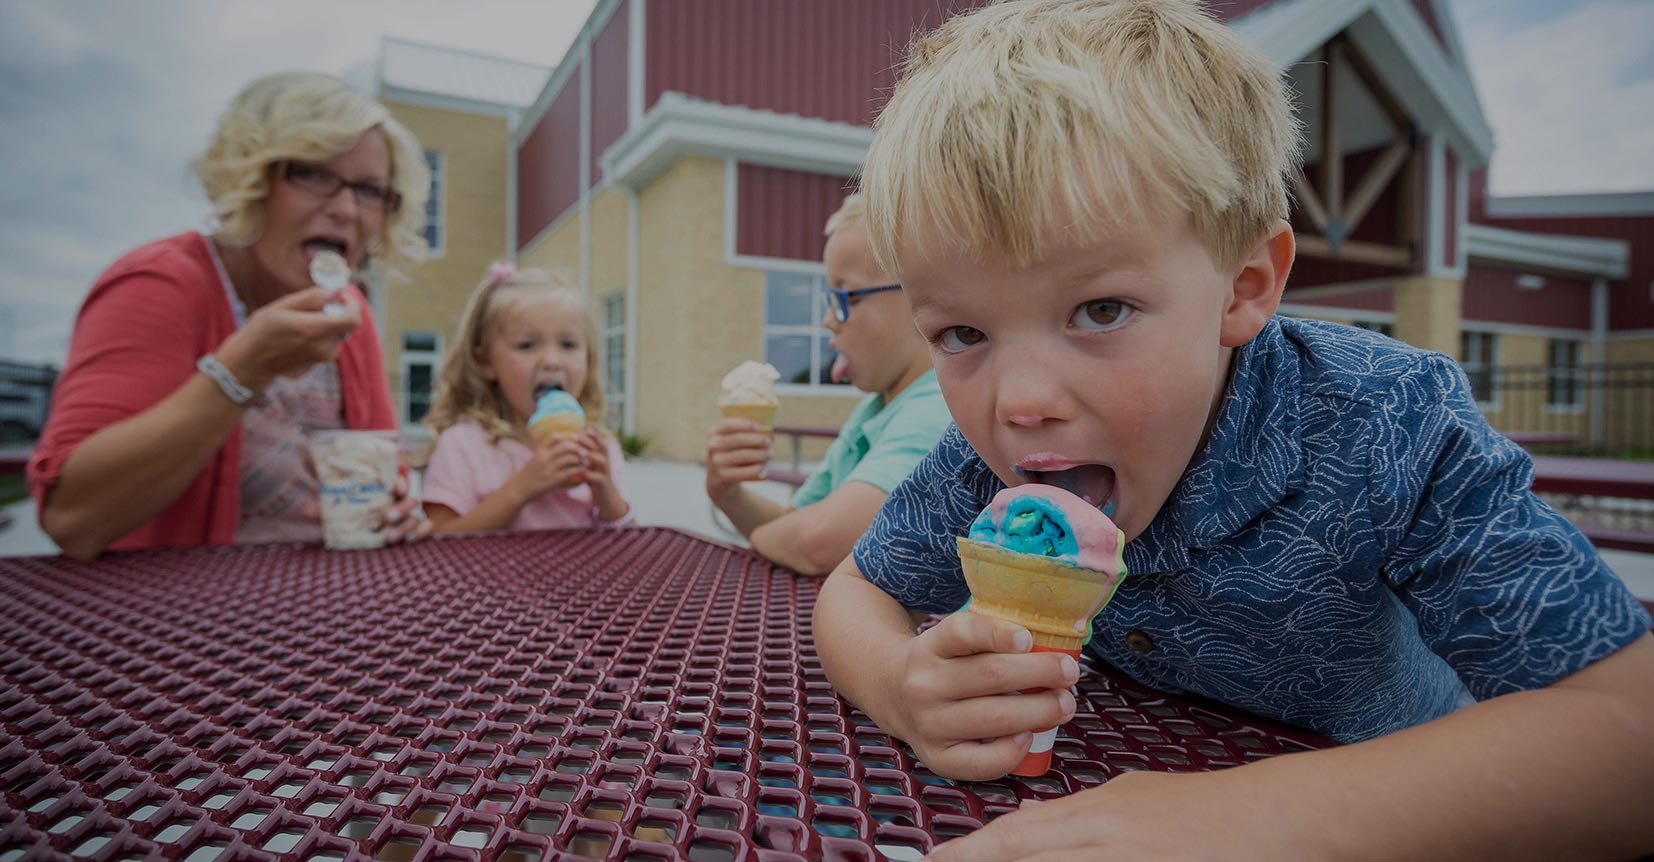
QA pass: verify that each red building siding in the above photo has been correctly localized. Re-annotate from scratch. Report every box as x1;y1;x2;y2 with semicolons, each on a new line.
1463;266;1592;332
1287;143;1413;289
736;164;855;262
1409;0;1449;52
517;75;582;250
645;0;991;125
590;2;630;185
1477;204;1654;332
1208;0;1279;22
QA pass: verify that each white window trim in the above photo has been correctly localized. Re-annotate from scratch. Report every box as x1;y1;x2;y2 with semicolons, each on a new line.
400;331;442;429
601;293;625;427
762;269;855;395
424;150;446;259
1460;329;1499;411
1545;338;1586;413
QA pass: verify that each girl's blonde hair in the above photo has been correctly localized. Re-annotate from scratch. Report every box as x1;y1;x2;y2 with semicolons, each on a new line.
193;71;430;273
425;266;606;440
863;0;1301;273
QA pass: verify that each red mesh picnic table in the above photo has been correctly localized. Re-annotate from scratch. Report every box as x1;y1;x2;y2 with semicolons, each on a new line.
1;528;1329;862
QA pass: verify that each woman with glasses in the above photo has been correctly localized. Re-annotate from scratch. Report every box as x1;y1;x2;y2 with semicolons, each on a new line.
705;194;952;575
29;72;432;559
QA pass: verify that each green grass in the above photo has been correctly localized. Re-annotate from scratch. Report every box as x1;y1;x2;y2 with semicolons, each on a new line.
0;475;27;508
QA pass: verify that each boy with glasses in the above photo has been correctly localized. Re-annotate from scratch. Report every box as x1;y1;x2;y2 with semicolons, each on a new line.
705;194;952;575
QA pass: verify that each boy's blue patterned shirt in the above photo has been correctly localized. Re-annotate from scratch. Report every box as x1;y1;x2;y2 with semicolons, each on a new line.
853;317;1650;743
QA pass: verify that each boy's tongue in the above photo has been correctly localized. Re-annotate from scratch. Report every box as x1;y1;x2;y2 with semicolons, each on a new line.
830;353;851;384
1038;464;1115;511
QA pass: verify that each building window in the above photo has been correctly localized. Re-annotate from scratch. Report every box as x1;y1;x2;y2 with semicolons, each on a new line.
602;294;625;428
763;271;843;388
1547;338;1582;409
1460;331;1497;405
423;150;444;256
401;331;440;426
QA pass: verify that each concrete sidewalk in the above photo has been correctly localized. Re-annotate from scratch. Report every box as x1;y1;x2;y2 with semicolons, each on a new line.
4;458;1652;601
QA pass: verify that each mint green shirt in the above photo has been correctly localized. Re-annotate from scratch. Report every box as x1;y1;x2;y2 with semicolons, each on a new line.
792;370;952;508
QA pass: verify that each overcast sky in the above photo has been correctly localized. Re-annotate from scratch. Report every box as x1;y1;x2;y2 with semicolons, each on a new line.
0;0;1649;366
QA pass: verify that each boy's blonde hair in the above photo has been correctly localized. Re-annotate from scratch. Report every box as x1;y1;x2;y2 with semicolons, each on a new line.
194;71;430;273
863;0;1300;273
824;192;866;237
425;266;606;440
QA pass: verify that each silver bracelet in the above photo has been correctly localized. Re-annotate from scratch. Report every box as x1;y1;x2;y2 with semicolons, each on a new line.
196;354;266;407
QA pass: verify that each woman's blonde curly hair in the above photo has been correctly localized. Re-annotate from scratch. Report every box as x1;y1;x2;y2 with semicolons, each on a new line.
424;266;607;441
193;71;429;274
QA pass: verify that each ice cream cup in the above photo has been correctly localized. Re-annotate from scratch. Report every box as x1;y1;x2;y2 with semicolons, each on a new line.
720;402;779;433
957;536;1126;775
310;430;401;550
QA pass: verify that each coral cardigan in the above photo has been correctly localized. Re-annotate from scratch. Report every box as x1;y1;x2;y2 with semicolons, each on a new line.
28;232;396;552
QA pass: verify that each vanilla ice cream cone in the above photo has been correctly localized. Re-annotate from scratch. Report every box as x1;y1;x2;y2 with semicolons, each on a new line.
719;402;779;432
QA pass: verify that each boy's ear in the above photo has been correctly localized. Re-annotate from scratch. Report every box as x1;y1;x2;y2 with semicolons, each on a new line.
1220;219;1294;348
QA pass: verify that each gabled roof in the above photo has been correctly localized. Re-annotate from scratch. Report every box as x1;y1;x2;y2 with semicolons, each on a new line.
379;38;551;115
1231;0;1492;165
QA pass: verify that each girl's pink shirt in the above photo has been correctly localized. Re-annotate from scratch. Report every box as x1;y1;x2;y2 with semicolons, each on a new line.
421;421;629;530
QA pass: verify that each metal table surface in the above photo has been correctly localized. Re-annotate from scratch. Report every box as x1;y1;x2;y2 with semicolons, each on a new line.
2;528;1330;862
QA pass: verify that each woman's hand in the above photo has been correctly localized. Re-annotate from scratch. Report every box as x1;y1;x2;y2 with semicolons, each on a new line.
216;287;361;392
381;472;432;544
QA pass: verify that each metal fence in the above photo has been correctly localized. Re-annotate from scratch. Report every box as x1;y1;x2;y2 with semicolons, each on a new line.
1472;363;1654;458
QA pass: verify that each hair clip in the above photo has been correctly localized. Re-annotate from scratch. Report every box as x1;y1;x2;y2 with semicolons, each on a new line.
488;261;516;285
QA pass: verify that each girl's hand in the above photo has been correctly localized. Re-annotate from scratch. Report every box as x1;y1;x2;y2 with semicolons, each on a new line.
510;436;588;502
216;288;361;391
577;427;614;490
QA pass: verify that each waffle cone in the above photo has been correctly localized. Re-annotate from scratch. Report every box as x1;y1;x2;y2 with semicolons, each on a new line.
530;414;585;443
956;537;1125;651
720;402;779;432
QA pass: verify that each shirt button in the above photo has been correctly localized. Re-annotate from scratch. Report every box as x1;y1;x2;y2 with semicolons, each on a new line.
1124;629;1155;654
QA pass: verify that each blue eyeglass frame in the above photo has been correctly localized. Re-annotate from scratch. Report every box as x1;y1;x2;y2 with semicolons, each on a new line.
826;284;901;322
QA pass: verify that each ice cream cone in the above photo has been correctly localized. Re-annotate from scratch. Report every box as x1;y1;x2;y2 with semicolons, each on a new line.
530;413;585;443
720;402;779;433
958;535;1125;777
956;537;1124;651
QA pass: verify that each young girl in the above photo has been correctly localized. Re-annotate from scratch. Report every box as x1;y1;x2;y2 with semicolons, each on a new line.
421;263;631;531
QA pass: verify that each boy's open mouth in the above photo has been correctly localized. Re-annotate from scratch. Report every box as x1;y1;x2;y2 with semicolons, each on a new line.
1015;463;1116;513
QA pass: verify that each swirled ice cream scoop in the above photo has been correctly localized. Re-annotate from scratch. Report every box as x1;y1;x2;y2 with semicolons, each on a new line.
968;484;1124;573
529;388;585;441
718;361;780;406
309;250;351;317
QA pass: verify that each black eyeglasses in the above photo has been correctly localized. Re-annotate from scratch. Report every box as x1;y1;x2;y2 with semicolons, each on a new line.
826;284;901;322
277;161;402;214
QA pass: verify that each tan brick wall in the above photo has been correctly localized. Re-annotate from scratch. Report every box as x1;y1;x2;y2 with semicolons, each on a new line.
517;212;581;285
379;101;511;425
1392;276;1463;358
1607;336;1654;364
628;157;862;460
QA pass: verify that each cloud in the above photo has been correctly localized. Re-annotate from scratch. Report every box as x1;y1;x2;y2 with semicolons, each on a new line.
1454;0;1654;195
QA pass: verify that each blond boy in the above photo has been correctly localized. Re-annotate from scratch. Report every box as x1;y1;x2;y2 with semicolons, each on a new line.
815;1;1654;857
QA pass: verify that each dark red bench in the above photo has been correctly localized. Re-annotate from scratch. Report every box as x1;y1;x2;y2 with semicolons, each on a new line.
768;425;840;488
1530;456;1654;554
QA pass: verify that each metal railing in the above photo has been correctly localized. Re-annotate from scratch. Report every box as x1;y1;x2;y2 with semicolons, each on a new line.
1472;363;1654;458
